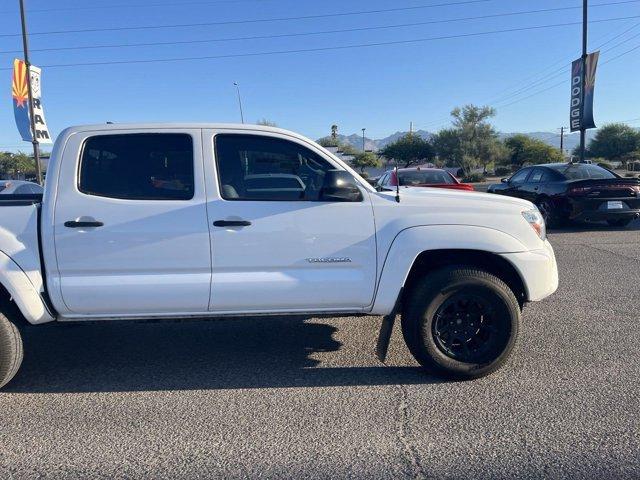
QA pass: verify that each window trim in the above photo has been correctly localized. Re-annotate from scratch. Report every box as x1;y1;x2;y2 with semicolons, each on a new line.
77;133;196;201
213;133;364;203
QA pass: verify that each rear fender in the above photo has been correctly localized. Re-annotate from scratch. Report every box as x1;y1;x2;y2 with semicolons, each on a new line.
370;225;527;315
0;251;54;324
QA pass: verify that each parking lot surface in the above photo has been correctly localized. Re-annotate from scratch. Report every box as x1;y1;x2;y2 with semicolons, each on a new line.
1;221;639;479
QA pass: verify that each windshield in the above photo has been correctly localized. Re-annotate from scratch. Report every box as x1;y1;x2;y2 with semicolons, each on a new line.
398;170;454;185
550;164;616;180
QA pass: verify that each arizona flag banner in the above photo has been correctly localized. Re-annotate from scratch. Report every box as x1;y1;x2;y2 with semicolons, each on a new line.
11;58;52;144
569;51;599;132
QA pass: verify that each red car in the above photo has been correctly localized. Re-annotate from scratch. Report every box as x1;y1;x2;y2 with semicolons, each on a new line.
375;167;474;192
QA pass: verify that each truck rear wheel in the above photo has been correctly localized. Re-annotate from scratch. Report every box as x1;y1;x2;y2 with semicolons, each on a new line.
0;309;24;389
402;267;520;380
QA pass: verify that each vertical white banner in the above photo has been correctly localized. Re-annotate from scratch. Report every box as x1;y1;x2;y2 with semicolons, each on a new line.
28;65;52;144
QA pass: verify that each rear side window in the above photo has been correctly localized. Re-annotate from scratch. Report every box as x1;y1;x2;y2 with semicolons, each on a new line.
529;169;549;183
79;133;194;200
550;164;617;180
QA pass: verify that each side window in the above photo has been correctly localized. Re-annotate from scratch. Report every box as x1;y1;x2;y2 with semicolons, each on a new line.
79;133;194;200
529;169;546;183
378;173;389;186
215;134;337;201
510;168;531;184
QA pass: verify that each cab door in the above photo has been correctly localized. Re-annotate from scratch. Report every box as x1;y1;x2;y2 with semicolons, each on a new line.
202;130;377;313
51;129;212;316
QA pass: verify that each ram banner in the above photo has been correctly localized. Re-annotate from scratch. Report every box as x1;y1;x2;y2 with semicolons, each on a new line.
11;58;52;144
569;51;599;132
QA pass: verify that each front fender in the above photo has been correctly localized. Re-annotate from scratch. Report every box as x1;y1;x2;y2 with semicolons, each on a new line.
0;251;54;324
370;225;528;315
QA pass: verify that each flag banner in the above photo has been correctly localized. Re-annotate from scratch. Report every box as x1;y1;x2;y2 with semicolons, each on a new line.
11;59;52;144
569;51;599;132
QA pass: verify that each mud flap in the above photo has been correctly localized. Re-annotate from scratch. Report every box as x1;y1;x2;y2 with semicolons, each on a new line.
375;314;396;363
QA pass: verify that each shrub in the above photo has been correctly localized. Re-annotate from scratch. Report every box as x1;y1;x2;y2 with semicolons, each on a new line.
462;172;486;183
494;166;511;177
624;173;638;178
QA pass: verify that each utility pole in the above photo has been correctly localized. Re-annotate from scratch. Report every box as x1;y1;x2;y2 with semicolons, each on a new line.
579;0;588;163
361;128;366;151
409;121;413;134
18;0;42;185
559;126;565;155
233;82;244;124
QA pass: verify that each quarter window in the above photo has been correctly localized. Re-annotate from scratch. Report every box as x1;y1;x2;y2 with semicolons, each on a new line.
79;134;194;200
215;134;337;201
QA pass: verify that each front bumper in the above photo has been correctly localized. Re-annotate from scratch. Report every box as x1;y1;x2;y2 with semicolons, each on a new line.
500;240;559;302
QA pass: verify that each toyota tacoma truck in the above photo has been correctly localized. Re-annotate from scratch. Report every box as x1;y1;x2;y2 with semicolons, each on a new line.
0;123;558;388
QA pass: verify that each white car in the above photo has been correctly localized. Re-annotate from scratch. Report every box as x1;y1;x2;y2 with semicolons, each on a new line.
0;123;558;388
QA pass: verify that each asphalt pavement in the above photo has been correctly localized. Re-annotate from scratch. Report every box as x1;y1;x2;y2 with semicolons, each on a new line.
1;220;639;479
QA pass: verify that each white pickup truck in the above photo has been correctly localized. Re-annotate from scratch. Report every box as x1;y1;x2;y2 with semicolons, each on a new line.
0;123;558;388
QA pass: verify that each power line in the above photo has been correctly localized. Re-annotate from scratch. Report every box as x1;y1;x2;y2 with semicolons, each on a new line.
2;4;639;55
0;0;491;38
0;0;278;15
418;21;640;130
2;0;639;39
2;15;639;71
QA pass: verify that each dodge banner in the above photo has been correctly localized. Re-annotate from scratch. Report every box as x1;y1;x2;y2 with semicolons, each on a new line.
570;51;599;132
11;58;52;144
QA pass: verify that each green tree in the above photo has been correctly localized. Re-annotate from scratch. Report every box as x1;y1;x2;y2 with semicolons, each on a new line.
351;151;381;173
504;134;563;168
584;123;640;160
379;134;434;168
431;128;463;167
256;118;277;127
0;151;35;178
434;104;502;174
317;136;339;148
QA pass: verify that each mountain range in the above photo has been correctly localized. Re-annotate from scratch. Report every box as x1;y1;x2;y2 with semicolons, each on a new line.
330;129;596;154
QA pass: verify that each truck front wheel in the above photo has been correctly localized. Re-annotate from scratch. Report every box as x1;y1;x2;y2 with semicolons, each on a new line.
402;267;520;379
0;309;24;389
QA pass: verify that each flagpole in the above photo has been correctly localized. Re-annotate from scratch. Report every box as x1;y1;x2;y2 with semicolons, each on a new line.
579;0;588;163
18;0;42;185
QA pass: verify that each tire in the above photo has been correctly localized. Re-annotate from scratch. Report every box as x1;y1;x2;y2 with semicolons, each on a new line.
606;218;633;228
536;197;563;229
401;267;520;380
0;308;24;389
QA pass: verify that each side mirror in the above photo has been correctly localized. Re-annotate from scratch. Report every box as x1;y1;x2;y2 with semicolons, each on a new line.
501;178;509;184
320;170;363;202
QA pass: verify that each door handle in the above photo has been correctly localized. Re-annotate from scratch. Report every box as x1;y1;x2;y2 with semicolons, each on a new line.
64;220;104;228
213;220;251;227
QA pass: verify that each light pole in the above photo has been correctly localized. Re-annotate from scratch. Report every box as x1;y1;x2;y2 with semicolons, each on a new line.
18;0;42;185
233;82;244;124
361;128;366;151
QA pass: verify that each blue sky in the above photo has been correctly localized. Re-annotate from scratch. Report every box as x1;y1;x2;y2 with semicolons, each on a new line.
1;0;639;150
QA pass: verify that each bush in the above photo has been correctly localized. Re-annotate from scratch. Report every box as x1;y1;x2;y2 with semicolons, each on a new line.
624;173;638;178
462;172;486;183
494;166;511;177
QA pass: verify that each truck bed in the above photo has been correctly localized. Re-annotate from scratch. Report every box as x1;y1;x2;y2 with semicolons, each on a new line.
0;194;43;206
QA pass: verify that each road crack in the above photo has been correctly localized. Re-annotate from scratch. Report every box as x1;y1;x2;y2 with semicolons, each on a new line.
395;382;428;480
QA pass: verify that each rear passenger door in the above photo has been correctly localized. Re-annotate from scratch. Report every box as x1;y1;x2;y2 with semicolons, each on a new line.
203;130;377;313
51;130;212;316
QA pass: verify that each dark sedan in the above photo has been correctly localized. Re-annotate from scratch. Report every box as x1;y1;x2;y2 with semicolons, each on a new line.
488;163;640;228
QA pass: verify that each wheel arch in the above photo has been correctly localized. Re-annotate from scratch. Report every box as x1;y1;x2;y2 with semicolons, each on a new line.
401;249;527;309
370;225;530;315
0;251;54;325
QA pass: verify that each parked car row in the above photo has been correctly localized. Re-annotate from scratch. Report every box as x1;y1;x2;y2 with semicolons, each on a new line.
488;163;640;228
375;167;474;192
